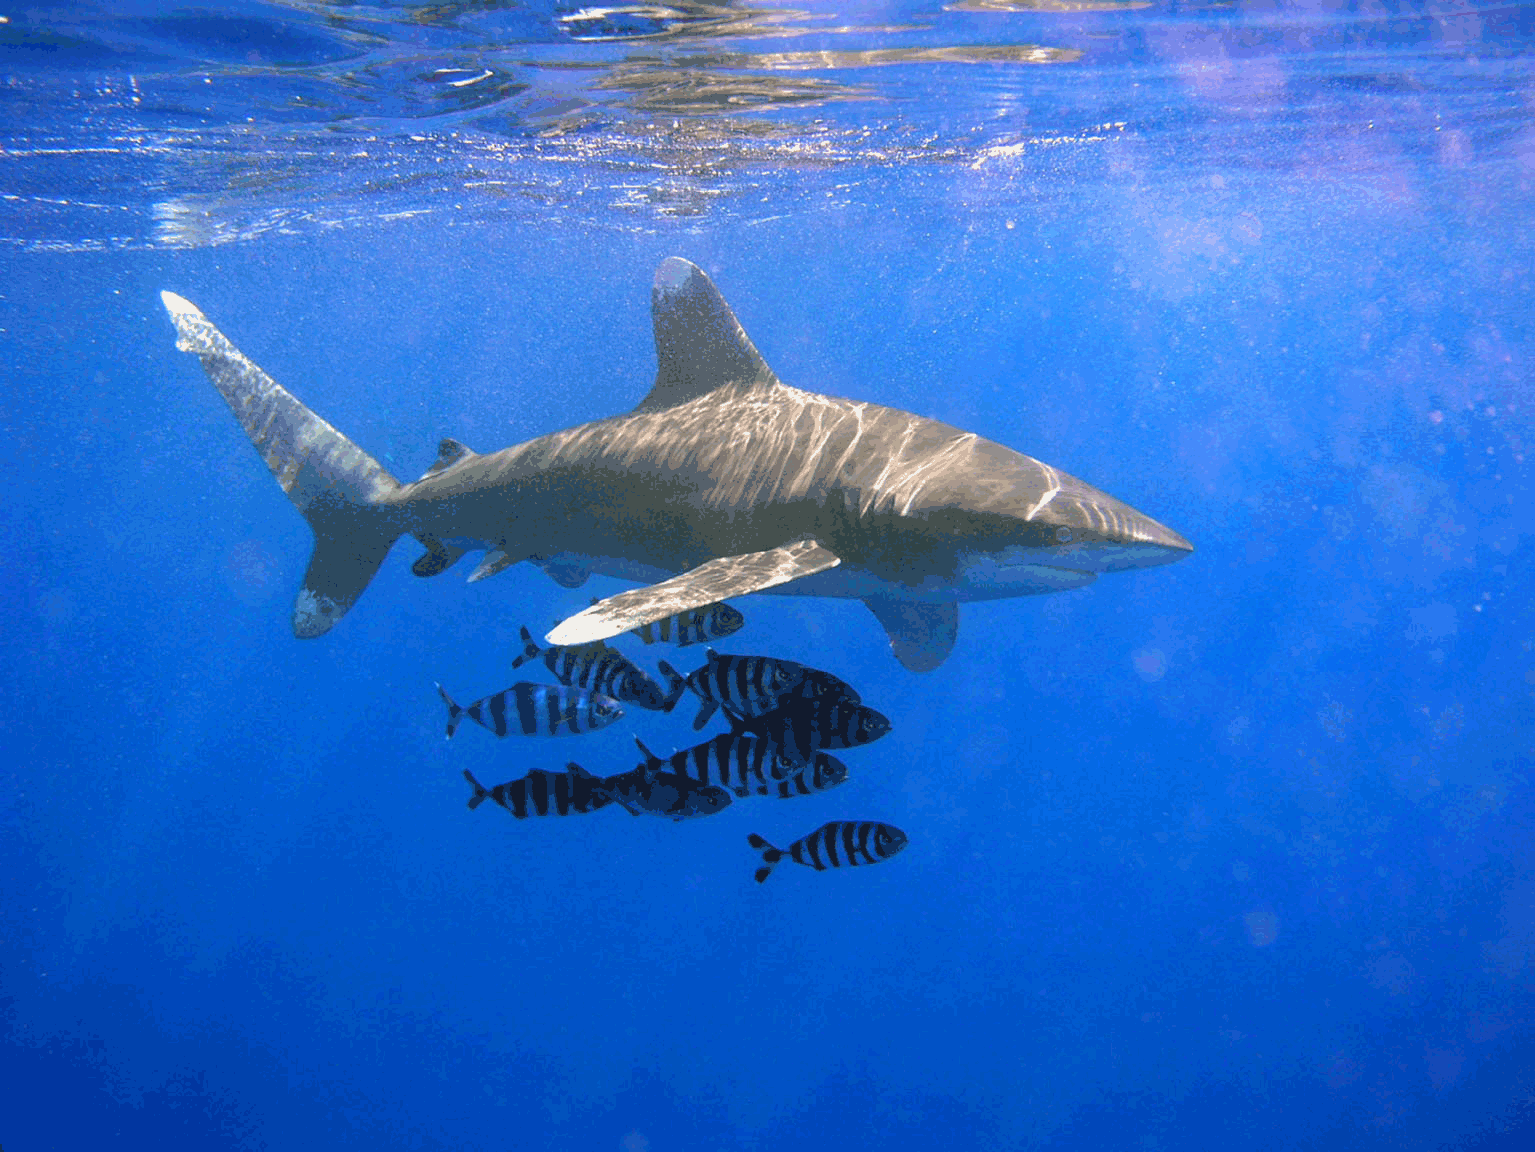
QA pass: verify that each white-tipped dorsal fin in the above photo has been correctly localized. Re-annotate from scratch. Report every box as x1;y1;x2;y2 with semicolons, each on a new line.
634;257;777;413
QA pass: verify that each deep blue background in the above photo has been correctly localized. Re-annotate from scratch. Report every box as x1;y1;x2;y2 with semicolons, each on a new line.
4;3;1534;1150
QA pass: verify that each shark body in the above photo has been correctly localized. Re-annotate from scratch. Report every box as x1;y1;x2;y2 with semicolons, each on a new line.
162;257;1191;672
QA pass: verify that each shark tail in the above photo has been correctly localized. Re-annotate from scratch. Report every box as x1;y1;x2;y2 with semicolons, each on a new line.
747;833;783;883
161;291;403;638
463;769;490;810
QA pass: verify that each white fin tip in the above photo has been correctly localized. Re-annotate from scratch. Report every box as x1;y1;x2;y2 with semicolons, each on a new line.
160;291;204;319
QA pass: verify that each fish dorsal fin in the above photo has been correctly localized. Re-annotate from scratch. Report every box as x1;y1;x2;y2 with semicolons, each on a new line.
635;257;777;413
420;437;474;480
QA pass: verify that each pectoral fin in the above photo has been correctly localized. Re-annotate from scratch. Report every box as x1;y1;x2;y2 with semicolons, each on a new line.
546;540;840;647
531;555;591;590
862;596;958;674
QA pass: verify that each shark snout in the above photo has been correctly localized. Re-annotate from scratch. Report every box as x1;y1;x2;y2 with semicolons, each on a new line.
1044;508;1193;573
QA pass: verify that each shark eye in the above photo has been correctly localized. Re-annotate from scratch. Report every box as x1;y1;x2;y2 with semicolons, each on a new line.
1055;527;1073;543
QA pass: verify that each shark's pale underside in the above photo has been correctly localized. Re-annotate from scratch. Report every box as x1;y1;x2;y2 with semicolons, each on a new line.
161;258;1191;672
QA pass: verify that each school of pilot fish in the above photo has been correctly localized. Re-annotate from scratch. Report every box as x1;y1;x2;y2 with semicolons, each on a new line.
441;603;908;882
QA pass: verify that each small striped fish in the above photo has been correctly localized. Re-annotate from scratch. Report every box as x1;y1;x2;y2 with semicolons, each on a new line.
569;761;732;821
769;755;849;799
436;681;622;739
628;602;745;647
512;625;670;711
748;821;908;883
660;649;809;731
729;695;891;768
719;666;862;724
636;734;847;798
463;767;611;818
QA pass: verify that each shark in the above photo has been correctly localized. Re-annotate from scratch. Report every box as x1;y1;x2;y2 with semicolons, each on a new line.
161;257;1191;672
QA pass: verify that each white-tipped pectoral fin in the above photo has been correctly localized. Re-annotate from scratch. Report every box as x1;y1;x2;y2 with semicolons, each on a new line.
547;540;840;647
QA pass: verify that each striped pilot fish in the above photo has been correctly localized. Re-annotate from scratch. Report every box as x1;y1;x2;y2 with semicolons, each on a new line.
569;761;732;821
660;648;841;731
511;625;672;712
748;821;908;883
635;734;849;798
729;693;891;768
435;681;622;739
627;601;745;647
463;767;611;818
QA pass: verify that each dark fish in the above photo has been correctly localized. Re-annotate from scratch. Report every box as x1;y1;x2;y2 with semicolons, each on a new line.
769;754;849;799
436;681;622;738
627;601;745;647
748;821;908;883
569;761;731;821
511;625;670;711
463;768;611;818
636;734;847;798
729;694;891;768
659;648;809;731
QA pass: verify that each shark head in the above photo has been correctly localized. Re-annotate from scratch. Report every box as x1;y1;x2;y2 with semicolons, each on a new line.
898;434;1193;598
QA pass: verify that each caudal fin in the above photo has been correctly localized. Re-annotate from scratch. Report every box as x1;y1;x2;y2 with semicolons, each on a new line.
436;683;465;738
463;769;490;810
657;660;687;715
511;625;541;671
747;832;783;883
161;292;403;638
633;736;663;769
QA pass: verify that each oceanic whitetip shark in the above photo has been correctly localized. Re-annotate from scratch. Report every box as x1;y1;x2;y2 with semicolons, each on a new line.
161;257;1191;672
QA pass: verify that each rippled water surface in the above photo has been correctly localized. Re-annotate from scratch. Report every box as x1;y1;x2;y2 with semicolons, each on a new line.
6;1;1530;245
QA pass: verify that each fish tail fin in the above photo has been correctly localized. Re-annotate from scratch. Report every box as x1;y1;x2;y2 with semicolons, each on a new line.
510;625;540;670
657;660;686;714
633;736;662;768
695;699;722;732
436;683;464;738
161;292;403;638
747;833;783;883
463;769;490;810
568;761;632;815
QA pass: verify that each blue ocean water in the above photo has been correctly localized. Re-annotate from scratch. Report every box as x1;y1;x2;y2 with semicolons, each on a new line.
3;1;1533;1149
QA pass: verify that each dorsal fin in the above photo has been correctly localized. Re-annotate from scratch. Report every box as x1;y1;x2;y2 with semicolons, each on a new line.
419;437;473;480
635;257;777;413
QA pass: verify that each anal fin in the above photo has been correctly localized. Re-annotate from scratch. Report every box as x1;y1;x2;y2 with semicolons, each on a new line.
546;540;840;647
862;596;958;674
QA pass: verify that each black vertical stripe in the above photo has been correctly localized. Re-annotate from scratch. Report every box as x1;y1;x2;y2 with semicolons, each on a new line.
853;821;871;864
819;824;838;868
799;831;820;870
486;692;509;737
509;684;535;735
528;769;550;815
508;777;529;818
